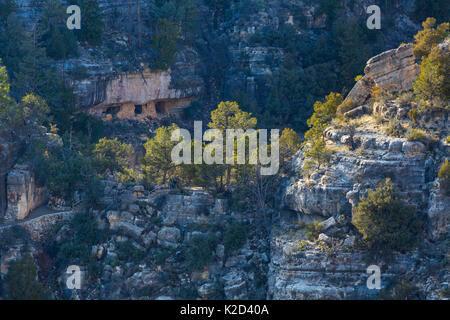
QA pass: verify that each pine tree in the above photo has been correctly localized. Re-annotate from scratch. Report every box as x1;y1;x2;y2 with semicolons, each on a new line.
143;124;180;185
353;179;423;255
72;0;104;45
93;138;134;175
413;17;449;60
40;0;78;60
413;47;450;107
151;18;179;70
5;255;47;300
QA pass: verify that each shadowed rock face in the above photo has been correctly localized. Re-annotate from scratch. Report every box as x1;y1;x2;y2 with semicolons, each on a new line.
0;130;17;218
345;44;420;105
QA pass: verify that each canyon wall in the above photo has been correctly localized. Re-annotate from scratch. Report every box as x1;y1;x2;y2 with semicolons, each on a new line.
86;69;202;121
0;130;17;219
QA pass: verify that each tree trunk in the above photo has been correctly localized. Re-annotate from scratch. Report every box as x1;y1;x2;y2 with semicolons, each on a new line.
129;0;133;46
137;0;141;49
163;170;167;185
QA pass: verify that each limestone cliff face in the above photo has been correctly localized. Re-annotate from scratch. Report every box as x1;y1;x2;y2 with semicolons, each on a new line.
345;44;420;106
85;69;202;121
274;43;449;300
5;165;47;222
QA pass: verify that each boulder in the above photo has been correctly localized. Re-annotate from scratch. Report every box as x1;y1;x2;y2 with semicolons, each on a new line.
344;104;371;119
222;271;247;300
157;227;181;248
114;221;144;239
197;283;216;299
141;231;157;248
343;236;356;247
321;217;336;231
402;141;427;155
389;139;403;152
318;233;330;243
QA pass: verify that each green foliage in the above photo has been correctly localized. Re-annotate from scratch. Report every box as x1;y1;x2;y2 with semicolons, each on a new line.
381;278;421;300
413;47;450;108
413;18;449;60
302;139;334;173
148;0;201;42
1;93;50;136
337;99;356;114
143;124;180;185
29;136;102;202
353;179;424;255
384;117;406;138
305;221;323;241
208;101;257;131
223;223;247;253
154;248;172;265
301;93;341;173
0;60;13;118
414;1;450;24
116;241;146;263
355;75;363;82
391;279;420;300
332;17;373;83
150;18;179;70
93;137;133;175
56;211;106;264
398;91;414;107
72;0;104;45
297;240;309;251
438;159;450;196
0;3;76;132
185;233;217;271
261;56;338;132
40;0;79;60
406;128;433;146
0;226;30;252
279;128;301;169
206;101;257;190
5;255;47;300
304;93;343;142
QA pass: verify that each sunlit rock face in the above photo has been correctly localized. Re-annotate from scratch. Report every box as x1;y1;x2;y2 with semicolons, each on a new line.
345;44;420;106
4;165;47;222
86;69;202;121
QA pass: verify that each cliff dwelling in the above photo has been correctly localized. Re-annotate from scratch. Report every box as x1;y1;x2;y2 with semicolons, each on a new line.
88;70;201;121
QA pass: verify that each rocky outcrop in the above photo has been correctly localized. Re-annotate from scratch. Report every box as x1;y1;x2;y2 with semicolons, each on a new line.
268;214;447;300
84;67;203;121
427;178;450;239
345;44;420;106
277;43;448;299
283;131;432;219
20;211;73;241
4;165;47;222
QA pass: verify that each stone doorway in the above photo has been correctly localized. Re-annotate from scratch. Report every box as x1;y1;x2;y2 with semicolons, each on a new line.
155;101;166;115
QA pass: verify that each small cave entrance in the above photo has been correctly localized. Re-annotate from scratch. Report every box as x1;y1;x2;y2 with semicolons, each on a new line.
134;104;143;115
155;101;166;114
105;105;120;116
